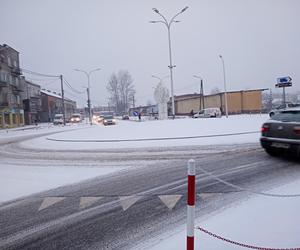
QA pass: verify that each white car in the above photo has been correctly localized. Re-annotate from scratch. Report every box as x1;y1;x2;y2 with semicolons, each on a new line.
70;113;82;123
193;108;222;118
53;114;64;125
269;103;300;117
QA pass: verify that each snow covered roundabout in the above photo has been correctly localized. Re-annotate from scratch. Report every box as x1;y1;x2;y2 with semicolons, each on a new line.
1;114;300;250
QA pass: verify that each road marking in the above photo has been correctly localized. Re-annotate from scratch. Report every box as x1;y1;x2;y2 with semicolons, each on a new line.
38;197;65;211
198;193;221;200
79;197;102;210
159;195;182;210
119;196;140;211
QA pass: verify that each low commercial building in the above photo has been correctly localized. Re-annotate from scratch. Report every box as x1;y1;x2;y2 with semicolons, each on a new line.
21;79;41;125
39;89;76;122
173;89;267;115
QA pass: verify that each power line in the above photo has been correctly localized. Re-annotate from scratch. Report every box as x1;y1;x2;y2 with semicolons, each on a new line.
26;77;60;87
22;68;60;78
63;77;85;94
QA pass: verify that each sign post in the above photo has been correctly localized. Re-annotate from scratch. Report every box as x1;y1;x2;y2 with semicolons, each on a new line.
275;76;292;105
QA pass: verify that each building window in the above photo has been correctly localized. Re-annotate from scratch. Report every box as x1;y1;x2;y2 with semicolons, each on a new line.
7;57;11;67
13;60;17;67
16;95;20;105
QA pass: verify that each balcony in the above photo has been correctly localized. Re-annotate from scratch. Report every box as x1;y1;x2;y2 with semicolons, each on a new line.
11;67;22;76
0;102;9;108
0;81;8;88
11;84;23;93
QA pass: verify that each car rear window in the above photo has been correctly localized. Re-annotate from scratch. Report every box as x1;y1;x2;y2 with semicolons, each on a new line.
104;115;113;119
271;111;300;122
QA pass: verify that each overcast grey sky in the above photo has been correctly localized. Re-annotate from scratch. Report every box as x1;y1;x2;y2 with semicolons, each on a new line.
1;0;300;107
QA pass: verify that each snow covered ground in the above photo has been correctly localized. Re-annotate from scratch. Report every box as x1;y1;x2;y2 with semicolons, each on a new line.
20;114;269;150
143;179;300;250
0;115;268;203
3;114;300;250
0;164;123;203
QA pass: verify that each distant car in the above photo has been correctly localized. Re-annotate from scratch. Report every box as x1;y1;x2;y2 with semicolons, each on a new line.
103;115;116;126
193;108;222;118
92;115;103;124
269;103;300;117
122;115;129;120
70;113;82;123
53;114;64;125
260;108;300;157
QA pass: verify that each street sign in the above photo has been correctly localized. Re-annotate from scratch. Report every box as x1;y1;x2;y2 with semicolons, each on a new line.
276;76;292;88
133;111;139;116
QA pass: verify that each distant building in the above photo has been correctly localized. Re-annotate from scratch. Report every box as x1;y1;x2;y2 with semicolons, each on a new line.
0;44;24;128
39;89;76;122
20;79;41;125
173;89;268;115
129;104;158;116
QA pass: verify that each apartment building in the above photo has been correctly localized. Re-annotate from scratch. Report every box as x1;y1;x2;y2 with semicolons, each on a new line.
0;44;24;128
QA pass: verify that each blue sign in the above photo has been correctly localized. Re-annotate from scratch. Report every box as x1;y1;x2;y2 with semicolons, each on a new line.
133;111;139;116
276;76;292;88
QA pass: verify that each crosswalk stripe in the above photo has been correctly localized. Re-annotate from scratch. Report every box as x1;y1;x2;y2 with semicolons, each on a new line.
38;197;65;211
119;196;140;211
79;197;102;209
159;195;182;210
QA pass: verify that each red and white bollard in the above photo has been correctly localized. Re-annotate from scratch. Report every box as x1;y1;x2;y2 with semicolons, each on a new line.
187;159;196;250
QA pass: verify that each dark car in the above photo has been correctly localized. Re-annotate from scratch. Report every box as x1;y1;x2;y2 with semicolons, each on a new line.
122;115;129;120
260;108;300;156
103;115;116;126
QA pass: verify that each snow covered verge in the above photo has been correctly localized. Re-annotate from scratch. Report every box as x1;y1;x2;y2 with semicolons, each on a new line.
0;164;125;203
20;114;269;150
138;179;300;250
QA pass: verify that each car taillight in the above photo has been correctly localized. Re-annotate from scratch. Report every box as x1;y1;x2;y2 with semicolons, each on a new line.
293;126;300;135
261;124;270;132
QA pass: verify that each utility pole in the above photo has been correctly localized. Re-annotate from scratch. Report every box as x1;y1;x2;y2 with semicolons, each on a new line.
193;75;204;110
200;78;205;109
133;95;135;108
60;75;66;125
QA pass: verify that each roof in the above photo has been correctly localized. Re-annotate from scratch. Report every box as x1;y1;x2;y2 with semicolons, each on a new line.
41;89;75;103
175;88;268;101
0;44;20;54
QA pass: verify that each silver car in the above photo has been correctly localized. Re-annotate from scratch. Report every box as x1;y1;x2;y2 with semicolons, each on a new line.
260;108;300;156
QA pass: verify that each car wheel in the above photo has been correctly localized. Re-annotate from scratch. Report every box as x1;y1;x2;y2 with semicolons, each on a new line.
269;112;274;117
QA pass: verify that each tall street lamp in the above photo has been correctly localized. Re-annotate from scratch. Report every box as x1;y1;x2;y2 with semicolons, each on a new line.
150;6;188;119
74;68;101;125
219;55;228;118
151;75;170;84
193;75;204;110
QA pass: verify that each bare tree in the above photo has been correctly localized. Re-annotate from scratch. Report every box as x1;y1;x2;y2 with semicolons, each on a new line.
106;70;135;114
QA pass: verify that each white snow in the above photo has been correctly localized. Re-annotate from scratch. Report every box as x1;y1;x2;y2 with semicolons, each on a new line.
0;164;122;203
1;115;268;203
1;114;300;249
143;179;300;250
20;114;269;150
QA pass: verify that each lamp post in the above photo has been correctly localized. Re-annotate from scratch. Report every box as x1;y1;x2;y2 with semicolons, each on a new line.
219;55;228;118
151;75;170;84
150;6;188;119
74;68;101;125
193;75;204;110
